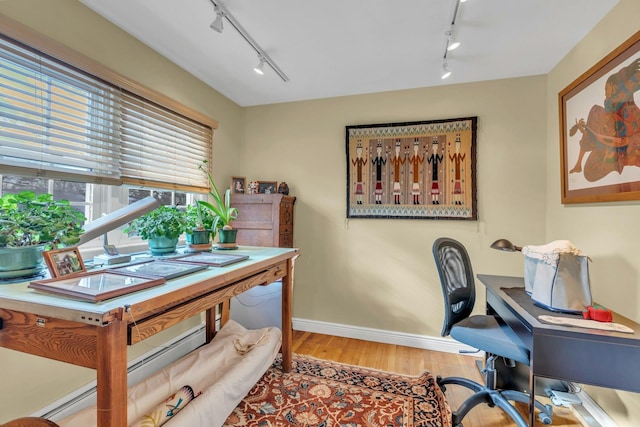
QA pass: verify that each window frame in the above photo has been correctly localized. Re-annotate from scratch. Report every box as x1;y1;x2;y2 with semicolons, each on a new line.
0;15;218;192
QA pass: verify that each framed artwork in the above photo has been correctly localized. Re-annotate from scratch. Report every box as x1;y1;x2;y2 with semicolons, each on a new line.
257;181;278;194
559;30;640;204
346;117;477;220
107;260;207;280
231;176;246;194
169;252;249;267
43;247;86;278
28;271;165;302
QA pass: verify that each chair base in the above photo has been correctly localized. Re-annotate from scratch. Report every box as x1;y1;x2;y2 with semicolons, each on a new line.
437;375;553;427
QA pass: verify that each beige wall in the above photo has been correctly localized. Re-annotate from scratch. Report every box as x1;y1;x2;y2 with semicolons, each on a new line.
0;0;244;422
242;79;547;335
545;0;640;425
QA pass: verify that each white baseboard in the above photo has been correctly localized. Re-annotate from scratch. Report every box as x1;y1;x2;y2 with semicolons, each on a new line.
292;317;480;355
576;389;618;427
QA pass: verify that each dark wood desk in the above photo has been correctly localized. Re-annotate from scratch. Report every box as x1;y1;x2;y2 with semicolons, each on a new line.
0;246;299;427
478;274;640;426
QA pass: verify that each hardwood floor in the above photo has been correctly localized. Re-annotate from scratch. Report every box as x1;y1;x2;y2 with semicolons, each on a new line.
291;330;586;427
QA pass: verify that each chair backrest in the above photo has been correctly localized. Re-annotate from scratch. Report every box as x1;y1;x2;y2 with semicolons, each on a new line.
432;237;476;337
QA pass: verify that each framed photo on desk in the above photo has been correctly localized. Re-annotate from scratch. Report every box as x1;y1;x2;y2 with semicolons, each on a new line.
28;271;165;302
43;247;86;278
107;260;207;280
170;252;249;267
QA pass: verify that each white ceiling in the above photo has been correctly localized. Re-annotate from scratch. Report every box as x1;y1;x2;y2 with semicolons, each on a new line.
79;0;619;107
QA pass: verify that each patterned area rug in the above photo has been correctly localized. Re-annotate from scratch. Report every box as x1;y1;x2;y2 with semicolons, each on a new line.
224;354;452;427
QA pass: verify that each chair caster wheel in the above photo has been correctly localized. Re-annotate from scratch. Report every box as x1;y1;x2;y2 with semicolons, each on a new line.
538;404;553;425
538;413;552;425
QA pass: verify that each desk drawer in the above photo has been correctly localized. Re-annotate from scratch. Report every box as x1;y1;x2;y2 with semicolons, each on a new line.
128;263;287;344
533;332;640;393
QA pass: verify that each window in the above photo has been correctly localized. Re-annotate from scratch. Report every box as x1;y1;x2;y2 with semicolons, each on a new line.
0;35;122;184
0;21;218;253
0;174;202;253
0;33;214;191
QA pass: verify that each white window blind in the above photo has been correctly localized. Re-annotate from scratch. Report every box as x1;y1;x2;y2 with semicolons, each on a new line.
0;35;122;184
120;92;212;192
0;32;214;192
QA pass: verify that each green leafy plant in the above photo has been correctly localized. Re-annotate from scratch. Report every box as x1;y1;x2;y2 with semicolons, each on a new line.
197;159;238;231
185;202;215;231
0;191;86;249
123;205;188;240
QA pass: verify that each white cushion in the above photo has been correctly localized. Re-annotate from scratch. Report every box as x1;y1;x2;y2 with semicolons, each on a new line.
57;320;281;427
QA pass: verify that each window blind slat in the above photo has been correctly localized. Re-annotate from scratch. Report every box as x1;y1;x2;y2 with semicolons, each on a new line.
0;33;213;191
120;91;212;190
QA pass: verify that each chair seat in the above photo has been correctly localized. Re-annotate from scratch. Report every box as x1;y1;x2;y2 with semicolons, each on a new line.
451;315;530;364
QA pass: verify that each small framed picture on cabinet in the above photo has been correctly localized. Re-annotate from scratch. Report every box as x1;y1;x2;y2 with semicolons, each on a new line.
231;176;246;194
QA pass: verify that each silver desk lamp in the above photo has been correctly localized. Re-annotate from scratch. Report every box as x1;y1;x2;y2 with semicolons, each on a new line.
78;196;161;264
490;238;522;252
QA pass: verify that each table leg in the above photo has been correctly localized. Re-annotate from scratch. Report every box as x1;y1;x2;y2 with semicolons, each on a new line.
96;319;127;427
529;371;536;427
205;301;229;343
281;257;296;373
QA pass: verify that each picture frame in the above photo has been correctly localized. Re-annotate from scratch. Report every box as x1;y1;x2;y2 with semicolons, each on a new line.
346;117;477;220
107;260;207;280
28;271;165;302
43;247;86;278
169;252;249;267
559;30;640;204
257;181;278;194
231;176;246;194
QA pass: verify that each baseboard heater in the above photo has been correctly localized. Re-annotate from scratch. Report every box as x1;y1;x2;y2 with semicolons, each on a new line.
35;324;207;422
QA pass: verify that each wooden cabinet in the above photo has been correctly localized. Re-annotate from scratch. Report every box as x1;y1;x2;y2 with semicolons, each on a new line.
230;193;296;247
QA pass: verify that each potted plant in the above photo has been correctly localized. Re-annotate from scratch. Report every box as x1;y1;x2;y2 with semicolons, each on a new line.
0;191;86;277
185;202;215;251
124;205;187;255
197;160;239;247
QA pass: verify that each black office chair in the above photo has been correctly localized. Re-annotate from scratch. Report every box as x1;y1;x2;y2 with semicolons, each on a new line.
432;237;553;427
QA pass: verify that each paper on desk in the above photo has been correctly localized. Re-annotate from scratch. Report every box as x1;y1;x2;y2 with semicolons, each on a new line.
538;315;635;334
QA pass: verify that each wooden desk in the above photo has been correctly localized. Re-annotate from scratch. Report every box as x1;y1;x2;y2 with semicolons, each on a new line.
0;246;299;427
478;274;640;426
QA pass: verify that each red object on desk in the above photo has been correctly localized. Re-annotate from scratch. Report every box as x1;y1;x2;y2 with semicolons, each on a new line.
583;305;613;322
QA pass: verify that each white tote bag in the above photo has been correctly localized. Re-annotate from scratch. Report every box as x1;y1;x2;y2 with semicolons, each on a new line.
522;240;592;313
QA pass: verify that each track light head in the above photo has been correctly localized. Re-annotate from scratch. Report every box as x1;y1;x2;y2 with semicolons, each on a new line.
210;6;224;33
441;61;451;79
254;57;265;75
206;0;289;82
445;29;460;51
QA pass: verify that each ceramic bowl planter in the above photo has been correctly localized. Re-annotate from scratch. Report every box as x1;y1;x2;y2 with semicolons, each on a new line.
214;228;238;250
185;203;214;252
148;236;180;256
186;229;213;252
0;245;46;279
0;191;85;279
218;228;237;244
197;160;239;250
124;205;187;256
